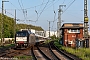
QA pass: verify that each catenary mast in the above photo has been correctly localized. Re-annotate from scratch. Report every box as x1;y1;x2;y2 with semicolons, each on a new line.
84;0;89;47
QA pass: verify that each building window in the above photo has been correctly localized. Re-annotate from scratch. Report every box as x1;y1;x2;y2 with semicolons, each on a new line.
68;29;80;33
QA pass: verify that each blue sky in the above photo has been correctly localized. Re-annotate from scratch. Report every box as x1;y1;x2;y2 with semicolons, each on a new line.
0;0;90;31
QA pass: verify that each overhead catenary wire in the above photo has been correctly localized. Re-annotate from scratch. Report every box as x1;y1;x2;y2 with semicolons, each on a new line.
20;0;59;23
52;0;57;22
51;0;71;30
2;1;34;22
52;0;76;30
62;0;66;4
21;0;28;21
3;1;47;11
7;0;75;23
23;0;51;23
36;0;59;22
0;0;58;22
0;1;28;24
45;0;59;10
38;0;45;13
0;7;15;17
64;11;83;21
52;0;55;12
18;0;23;12
21;0;24;9
9;1;21;11
51;11;56;30
20;0;27;18
34;0;44;23
62;0;75;14
35;0;49;22
18;0;26;21
0;7;23;26
4;10;15;17
51;0;59;30
51;11;59;30
0;7;27;24
40;0;60;29
25;0;53;10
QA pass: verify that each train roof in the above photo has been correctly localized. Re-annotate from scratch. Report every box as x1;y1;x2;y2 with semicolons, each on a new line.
16;30;31;34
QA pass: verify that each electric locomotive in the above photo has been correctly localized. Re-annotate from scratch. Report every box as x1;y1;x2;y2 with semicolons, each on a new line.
15;30;36;49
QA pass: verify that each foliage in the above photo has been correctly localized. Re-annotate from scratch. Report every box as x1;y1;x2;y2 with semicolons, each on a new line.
50;35;56;40
16;24;44;32
0;14;14;38
54;41;90;60
0;13;44;38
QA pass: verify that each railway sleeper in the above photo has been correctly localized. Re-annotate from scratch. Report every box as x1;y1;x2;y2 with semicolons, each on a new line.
0;53;6;57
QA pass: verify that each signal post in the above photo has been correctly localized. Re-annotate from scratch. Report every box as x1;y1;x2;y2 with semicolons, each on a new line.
84;0;89;48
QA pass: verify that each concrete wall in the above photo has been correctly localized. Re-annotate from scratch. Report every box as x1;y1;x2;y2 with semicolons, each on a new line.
0;38;14;41
45;31;57;38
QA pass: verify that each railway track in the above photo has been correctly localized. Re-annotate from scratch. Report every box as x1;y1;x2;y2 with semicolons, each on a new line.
0;45;17;57
32;45;51;60
31;47;37;60
48;43;61;60
38;43;65;60
36;41;82;60
0;46;33;60
0;48;23;60
49;41;82;60
36;43;60;60
0;41;82;60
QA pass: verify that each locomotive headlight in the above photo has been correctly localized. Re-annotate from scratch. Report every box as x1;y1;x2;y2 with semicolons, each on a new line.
17;44;18;46
24;44;27;46
24;44;26;46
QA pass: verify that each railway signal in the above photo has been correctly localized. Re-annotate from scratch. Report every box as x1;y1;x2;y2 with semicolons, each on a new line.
84;0;89;39
84;0;89;47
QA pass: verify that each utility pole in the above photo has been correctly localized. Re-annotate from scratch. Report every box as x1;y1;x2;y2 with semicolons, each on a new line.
57;5;66;38
14;10;16;40
1;0;4;46
1;0;9;46
84;0;89;47
47;21;53;38
49;21;50;38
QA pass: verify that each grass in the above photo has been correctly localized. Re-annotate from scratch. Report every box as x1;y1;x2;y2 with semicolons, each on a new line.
54;40;90;60
5;44;15;47
0;44;15;48
14;55;33;60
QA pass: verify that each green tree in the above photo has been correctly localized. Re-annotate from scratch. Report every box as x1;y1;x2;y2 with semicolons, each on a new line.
0;13;44;38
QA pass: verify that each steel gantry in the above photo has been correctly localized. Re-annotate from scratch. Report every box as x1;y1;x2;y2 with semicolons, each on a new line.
57;5;66;38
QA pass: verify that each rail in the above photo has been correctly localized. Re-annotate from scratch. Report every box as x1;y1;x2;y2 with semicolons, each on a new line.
52;41;82;60
31;47;37;60
37;46;51;60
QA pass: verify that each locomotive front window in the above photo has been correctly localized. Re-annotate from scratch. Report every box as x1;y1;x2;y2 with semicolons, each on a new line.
16;32;28;37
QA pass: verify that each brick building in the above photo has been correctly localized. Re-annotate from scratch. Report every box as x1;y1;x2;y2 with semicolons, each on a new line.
60;23;83;47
